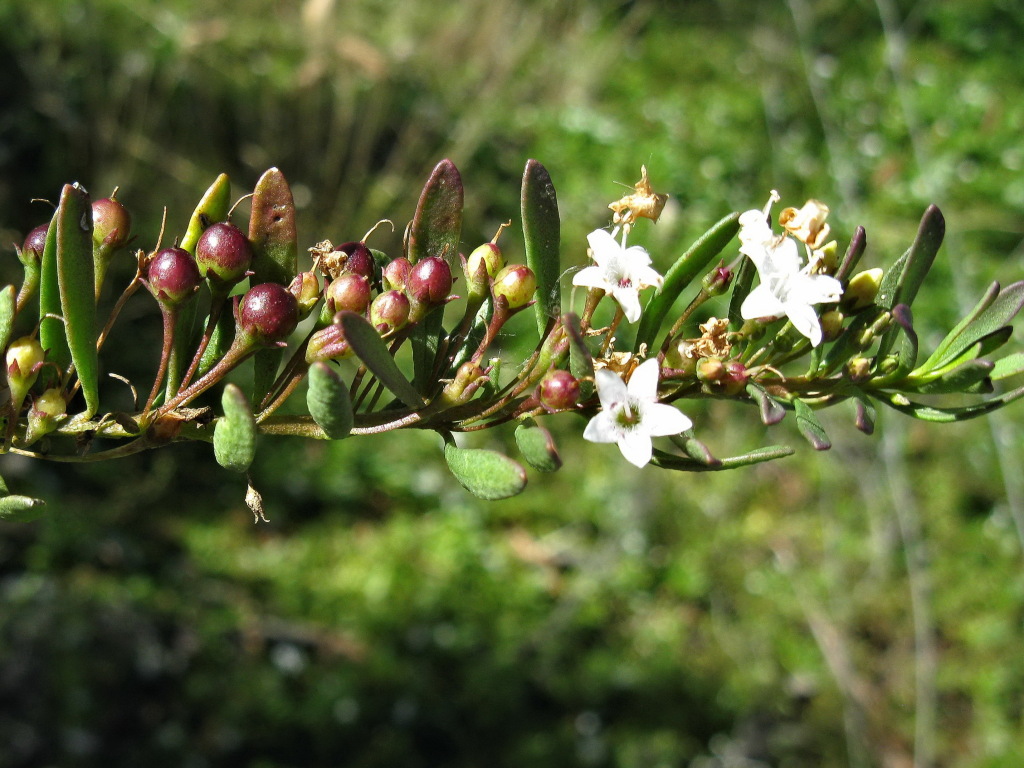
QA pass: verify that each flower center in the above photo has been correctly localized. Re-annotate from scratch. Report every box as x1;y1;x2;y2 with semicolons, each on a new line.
614;399;642;429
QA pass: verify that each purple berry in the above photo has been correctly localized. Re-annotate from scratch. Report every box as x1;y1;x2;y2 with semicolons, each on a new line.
195;222;253;286
91;196;132;249
146;247;202;306
336;241;375;279
239;283;299;343
22;224;49;261
538;369;580;411
407;256;453;306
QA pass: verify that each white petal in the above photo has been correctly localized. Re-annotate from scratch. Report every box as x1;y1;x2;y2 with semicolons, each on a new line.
586;229;618;262
622;244;653;267
626;358;661;400
633;264;664;290
617;430;654;468
641;402;693;437
594;368;627;410
785;301;823;346
741;285;786;320
572;265;609;290
583;412;622;444
765;236;802;274
794;273;843;304
612;287;642;323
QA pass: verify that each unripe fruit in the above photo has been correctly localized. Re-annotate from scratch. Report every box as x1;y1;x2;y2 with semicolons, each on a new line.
239;283;300;343
146;247;202;306
336;241;375;279
491;264;537;309
538;369;580;411
91;196;132;249
288;271;321;319
382;257;412;291
195;222;253;286
465;242;504;296
369;290;410;335
326;274;371;314
407;256;453;306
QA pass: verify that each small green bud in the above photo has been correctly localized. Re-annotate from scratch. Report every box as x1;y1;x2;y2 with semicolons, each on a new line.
491;264;536;309
382;257;412;292
846;356;872;382
819;309;844;342
23;387;67;446
696;357;725;383
305;320;353;364
6;336;45;411
288;271;321;320
440;361;488;405
465;242;504;297
701;264;732;296
843;268;884;311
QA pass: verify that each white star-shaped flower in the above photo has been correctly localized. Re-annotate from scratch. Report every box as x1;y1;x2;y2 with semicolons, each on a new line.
583;358;692;468
573;229;663;323
738;207;843;347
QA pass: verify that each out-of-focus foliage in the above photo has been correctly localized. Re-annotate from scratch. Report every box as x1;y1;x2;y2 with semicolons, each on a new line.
2;1;1024;766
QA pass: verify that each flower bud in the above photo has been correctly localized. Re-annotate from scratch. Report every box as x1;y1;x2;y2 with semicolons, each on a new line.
406;256;453;321
843;268;884;311
819;309;844;342
702;264;732;296
440;361;488;405
721;361;749;396
369;290;410;335
325;273;371;315
20;224;48;266
382;257;412;291
695;357;725;384
146;247;202;307
24;387;67;446
6;336;45;410
195;221;253;287
288;271;321;319
537;369;580;411
465;242;504;297
846;356;871;382
491;264;536;309
305;321;353;363
238;282;300;344
91;196;132;250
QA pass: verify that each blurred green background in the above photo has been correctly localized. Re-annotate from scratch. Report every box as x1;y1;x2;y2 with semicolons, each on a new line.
2;0;1024;766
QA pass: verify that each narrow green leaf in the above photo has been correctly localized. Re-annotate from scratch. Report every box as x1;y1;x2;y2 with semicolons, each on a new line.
180;173;232;254
992;352;1024;381
249;168;298;286
727;256;757;331
411;309;444;394
521;159;561;335
56;183;100;418
879;385;1024;422
651;444;794;471
853;394;876;435
917;281;1024;374
307;362;353;439
197;310;236;378
0;494;46;522
408;159;463;265
874;304;918;384
564;312;594;399
912;359;994;395
338;311;424;408
745;382;786;425
793;399;831;450
514;417;562;472
0;285;17;351
876;205;944;359
39;204;69;372
669;432;722;467
213;383;257;472
636;212;740;352
443;434;527;500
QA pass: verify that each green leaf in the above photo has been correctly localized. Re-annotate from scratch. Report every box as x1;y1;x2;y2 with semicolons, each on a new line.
992;352;1024;381
853;394;876;435
56;183;100;418
180;173;232;254
0;494;46;522
411;309;444;394
912;359;994;395
636;212;740;352
443;434;527;500
39;202;69;373
521;159;561;336
875;205;944;359
669;432;722;467
879;385;1024;422
916;280;1024;374
408;159;463;265
874;304;918;384
793;399;831;450
338;311;425;409
651;444;794;471
514;417;562;472
197;310;235;378
727;255;757;331
745;382;786;425
0;284;17;351
248;168;298;286
213;383;257;472
307;362;353;439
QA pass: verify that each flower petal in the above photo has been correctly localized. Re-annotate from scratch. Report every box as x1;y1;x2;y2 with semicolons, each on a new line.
642;402;693;436
617;430;654;468
741;285;786;320
611;287;642;323
586;229;618;262
572;265;609;290
583;412;621;444
626;358;661;400
594;368;627;410
784;301;824;346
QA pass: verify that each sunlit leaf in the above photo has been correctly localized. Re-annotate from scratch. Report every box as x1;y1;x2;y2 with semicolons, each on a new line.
180;173;232;254
793;399;831;450
514;417;562;472
521;159;561;336
0;285;16;352
443;434;527;500
651;444;794;471
835;225;867;281
746;382;786;425
307;361;353;439
636;212;740;352
338;311;424;409
408;159;463;265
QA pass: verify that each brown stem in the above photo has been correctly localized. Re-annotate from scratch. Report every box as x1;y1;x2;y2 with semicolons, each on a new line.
143;306;178;415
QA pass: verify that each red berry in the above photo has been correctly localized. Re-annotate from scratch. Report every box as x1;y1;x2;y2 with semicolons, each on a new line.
146;247;201;306
195;222;253;286
239;283;300;343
